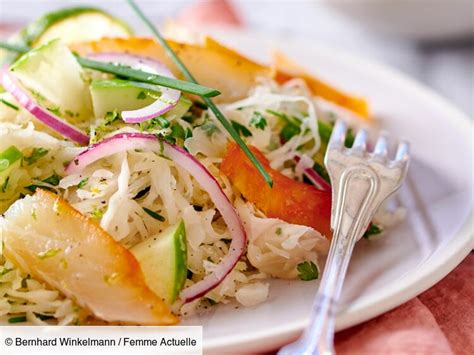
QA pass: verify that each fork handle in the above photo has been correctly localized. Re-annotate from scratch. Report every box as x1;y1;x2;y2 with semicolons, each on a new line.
299;220;359;354
299;170;378;354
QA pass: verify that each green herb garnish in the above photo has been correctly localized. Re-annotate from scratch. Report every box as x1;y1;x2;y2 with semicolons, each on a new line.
231;120;252;137
8;315;27;323
297;261;319;281
25;173;61;193
0;267;12;276
143;207;165;222
170;123;186;141
24;147;48;165
77;178;89;189
0;97;19;110
47;106;61;116
250;111;267;130
363;224;383;239
266;109;302;142
42;173;60;186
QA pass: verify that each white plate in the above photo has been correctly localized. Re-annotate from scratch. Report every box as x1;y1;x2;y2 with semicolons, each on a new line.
180;30;474;353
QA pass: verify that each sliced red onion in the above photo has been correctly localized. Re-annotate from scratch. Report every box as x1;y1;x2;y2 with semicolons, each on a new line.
87;53;180;124
0;69;89;145
294;154;331;191
65;132;246;303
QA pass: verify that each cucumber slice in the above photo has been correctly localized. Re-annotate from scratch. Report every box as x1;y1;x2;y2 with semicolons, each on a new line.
1;7;132;66
91;79;157;119
131;220;187;304
10;39;92;122
90;79;192;119
0;146;23;208
20;7;133;47
0;146;22;175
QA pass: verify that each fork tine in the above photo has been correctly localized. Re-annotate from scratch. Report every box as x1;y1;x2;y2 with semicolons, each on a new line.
328;120;347;149
395;140;410;162
351;128;368;152
373;132;389;157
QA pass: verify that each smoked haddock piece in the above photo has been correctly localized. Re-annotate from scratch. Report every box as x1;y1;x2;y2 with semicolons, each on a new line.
1;189;177;325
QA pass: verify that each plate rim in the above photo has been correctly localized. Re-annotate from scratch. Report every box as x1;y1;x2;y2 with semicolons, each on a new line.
203;29;474;352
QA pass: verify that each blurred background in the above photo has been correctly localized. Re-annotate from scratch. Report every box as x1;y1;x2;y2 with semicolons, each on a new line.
1;0;473;115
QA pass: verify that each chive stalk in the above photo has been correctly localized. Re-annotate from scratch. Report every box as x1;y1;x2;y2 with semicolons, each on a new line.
0;42;219;98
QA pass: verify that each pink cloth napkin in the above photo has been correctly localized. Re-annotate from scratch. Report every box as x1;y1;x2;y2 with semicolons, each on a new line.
178;2;474;354
335;253;473;354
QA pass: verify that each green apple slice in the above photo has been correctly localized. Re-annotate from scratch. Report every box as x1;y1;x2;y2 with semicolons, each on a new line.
10;39;92;123
1;7;132;66
131;220;187;305
90;79;192;119
20;7;133;47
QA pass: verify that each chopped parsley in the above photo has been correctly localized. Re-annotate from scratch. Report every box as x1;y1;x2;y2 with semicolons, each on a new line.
104;110;120;123
143;207;165;222
318;120;355;147
46;106;61;116
363;224;383;239
65;110;79;118
170;123;186;140
89;111;122;143
8;315;27;323
42;173;61;186
24;148;49;165
0;267;12;276
297;261;319;281
77;178;89;189
266;109;302;142
249;111;267;130
281;122;301;142
25;173;61;193
231;120;252;137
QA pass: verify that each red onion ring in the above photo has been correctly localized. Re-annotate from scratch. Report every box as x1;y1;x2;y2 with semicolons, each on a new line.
294;154;331;191
87;53;181;124
65;132;247;303
0;69;89;145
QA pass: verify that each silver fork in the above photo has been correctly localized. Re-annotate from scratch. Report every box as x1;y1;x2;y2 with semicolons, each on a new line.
279;120;410;355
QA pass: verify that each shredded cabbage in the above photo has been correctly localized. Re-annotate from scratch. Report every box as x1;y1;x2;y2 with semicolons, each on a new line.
0;78;401;324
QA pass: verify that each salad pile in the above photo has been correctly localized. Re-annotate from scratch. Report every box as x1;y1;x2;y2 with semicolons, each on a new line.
0;6;402;325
